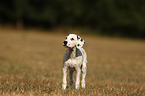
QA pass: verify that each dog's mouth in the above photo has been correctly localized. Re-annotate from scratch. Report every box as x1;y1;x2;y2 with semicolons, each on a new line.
63;44;69;48
63;44;68;47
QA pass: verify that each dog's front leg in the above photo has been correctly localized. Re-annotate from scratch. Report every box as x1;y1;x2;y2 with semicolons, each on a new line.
75;67;81;89
62;66;68;90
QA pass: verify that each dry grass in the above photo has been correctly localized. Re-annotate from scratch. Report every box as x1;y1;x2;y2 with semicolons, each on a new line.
0;29;145;96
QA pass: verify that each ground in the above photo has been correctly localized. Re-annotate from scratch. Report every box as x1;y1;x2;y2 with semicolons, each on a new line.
0;29;145;96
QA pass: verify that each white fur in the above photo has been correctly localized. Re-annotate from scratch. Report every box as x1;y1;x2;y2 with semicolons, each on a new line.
62;34;87;90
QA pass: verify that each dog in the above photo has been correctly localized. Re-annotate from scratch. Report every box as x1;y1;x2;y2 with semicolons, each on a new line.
62;34;87;90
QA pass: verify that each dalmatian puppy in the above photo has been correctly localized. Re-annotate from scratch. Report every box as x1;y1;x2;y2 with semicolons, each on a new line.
62;34;87;90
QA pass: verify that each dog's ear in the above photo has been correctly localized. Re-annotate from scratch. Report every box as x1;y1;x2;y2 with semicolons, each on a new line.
76;35;85;48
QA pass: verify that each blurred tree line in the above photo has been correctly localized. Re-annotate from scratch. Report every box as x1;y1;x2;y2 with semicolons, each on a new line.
0;0;145;38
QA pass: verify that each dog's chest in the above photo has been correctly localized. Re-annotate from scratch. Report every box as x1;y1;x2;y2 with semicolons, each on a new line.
64;48;83;68
66;56;82;67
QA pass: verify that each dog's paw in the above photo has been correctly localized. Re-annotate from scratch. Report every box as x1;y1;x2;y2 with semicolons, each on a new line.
75;85;80;90
81;84;85;89
62;83;67;90
81;80;85;89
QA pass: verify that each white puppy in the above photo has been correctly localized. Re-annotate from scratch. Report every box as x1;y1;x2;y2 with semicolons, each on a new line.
62;34;87;90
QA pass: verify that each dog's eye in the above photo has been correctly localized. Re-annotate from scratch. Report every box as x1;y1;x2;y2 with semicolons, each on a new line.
66;37;67;39
71;38;74;41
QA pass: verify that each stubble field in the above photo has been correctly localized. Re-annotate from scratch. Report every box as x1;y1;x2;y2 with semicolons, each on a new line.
0;29;145;96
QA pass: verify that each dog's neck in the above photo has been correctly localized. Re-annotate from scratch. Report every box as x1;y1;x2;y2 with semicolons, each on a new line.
70;47;77;58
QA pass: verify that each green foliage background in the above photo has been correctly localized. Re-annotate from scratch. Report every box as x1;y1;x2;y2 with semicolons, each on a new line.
0;0;145;38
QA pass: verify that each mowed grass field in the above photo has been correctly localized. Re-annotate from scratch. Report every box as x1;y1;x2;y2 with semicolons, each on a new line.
0;29;145;96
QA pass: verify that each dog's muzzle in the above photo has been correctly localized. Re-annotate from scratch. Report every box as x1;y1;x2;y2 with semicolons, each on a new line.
63;41;67;47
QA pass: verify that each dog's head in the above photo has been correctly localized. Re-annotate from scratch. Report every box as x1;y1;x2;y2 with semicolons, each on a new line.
63;34;85;48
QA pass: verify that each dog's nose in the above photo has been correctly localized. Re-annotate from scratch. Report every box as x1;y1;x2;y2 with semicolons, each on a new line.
63;41;67;46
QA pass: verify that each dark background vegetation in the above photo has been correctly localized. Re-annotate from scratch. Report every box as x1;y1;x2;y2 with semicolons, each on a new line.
0;0;145;38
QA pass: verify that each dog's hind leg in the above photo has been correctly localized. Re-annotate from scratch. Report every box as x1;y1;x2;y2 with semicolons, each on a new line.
69;68;74;88
81;62;87;88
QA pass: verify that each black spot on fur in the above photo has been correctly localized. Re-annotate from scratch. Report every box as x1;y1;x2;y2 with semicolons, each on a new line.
71;38;74;41
77;36;80;40
80;65;83;69
77;44;80;47
81;39;83;42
